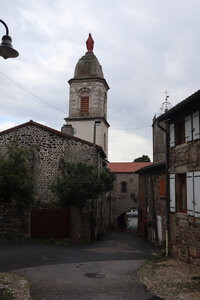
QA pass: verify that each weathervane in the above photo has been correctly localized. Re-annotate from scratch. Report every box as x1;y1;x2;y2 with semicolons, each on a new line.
164;90;169;99
159;90;172;115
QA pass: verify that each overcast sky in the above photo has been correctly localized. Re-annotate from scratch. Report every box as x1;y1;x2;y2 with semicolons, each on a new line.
1;0;200;162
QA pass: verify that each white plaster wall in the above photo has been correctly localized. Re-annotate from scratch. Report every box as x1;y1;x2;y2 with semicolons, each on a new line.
66;119;108;157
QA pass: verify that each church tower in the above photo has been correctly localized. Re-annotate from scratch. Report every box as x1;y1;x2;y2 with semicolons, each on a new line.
62;34;110;158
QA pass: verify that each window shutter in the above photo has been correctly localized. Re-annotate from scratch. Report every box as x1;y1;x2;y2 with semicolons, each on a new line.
170;123;175;147
160;179;165;198
185;114;192;142
194;171;200;218
81;97;89;112
186;172;194;216
193;111;200;140
170;174;176;212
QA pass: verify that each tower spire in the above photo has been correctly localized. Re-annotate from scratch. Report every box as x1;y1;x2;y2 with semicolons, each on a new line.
86;33;94;52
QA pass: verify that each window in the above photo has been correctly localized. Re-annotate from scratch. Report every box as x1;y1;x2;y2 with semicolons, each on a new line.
170;172;200;217
170;110;200;147
80;92;89;113
121;181;127;193
159;178;166;198
176;174;187;213
175;120;185;145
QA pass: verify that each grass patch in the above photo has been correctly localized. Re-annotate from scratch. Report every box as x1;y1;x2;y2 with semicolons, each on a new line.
141;254;167;274
0;289;13;300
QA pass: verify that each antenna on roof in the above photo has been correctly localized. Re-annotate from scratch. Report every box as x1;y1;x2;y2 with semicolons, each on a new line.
159;90;172;115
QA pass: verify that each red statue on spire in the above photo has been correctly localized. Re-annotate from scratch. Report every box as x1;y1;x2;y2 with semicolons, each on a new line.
86;33;94;52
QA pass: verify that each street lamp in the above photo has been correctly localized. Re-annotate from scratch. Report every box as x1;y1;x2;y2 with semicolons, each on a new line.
0;19;19;59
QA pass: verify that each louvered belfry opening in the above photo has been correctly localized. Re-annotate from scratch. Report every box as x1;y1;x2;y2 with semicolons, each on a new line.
81;92;89;112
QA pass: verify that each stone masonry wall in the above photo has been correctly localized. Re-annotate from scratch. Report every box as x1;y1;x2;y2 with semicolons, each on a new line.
0;204;30;238
0;124;103;206
69;80;107;119
70;207;92;242
170;139;200;173
170;213;200;265
152;120;166;163
137;167;166;244
110;173;139;227
169;139;200;264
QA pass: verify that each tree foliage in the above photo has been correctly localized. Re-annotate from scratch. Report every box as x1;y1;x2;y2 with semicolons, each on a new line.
134;155;151;162
0;139;35;208
51;162;115;209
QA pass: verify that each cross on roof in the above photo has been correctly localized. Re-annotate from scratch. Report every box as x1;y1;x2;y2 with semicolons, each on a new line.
164;90;169;100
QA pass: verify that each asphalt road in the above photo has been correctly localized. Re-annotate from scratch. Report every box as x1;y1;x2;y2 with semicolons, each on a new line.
0;231;162;300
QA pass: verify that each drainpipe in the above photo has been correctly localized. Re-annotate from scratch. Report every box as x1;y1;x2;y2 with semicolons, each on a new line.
149;171;157;243
157;120;170;257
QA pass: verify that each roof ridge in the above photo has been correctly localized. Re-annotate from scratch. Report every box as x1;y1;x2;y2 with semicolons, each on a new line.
0;120;105;155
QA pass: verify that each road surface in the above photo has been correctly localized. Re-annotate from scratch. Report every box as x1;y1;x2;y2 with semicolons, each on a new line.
0;231;162;300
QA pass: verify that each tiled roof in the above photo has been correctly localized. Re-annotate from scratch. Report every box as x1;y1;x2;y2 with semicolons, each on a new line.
0;120;106;157
108;162;152;173
135;161;165;173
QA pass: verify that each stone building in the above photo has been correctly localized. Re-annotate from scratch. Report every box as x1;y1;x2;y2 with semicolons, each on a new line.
156;90;200;264
138;90;200;264
136;162;166;243
0;120;106;239
0;120;105;205
136;116;166;244
108;162;151;227
62;34;109;158
0;35;111;240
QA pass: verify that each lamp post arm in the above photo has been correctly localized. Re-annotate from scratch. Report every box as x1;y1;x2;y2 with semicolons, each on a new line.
0;20;9;36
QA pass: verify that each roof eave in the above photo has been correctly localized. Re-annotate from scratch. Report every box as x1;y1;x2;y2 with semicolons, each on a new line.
157;90;200;122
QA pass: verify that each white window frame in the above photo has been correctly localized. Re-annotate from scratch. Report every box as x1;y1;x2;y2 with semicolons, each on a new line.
193;111;200;140
194;171;200;218
170;123;175;148
186;172;194;216
185;114;192;142
170;172;200;218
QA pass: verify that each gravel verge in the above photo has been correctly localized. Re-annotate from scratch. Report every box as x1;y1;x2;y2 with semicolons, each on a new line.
0;273;31;300
139;255;200;300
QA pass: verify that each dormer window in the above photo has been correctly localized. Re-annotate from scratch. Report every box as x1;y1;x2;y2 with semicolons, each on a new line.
80;92;89;113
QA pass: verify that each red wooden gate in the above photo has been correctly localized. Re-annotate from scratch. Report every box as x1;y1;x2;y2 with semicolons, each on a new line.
31;208;70;239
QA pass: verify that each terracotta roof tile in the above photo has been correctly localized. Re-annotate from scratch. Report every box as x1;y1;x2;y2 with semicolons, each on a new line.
108;162;152;173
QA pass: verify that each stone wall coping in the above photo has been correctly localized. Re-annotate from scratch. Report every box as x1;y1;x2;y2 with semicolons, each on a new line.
68;77;110;91
175;212;191;220
171;143;188;151
64;116;110;128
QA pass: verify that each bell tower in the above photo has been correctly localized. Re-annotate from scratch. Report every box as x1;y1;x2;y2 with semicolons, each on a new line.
62;34;110;157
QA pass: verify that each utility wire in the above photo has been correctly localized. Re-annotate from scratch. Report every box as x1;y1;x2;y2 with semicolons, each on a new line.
113;125;150;130
0;71;150;131
0;71;68;115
